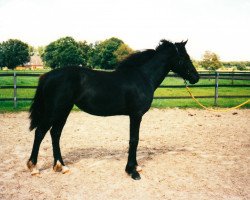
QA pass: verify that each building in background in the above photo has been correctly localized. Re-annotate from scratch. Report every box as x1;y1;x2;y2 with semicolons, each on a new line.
16;55;44;70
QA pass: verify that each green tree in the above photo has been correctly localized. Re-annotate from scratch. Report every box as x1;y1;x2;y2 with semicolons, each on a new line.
0;43;4;69
1;39;30;69
78;40;92;67
88;41;101;68
89;37;124;69
43;36;84;69
200;51;223;70
114;43;134;63
190;59;201;69
37;46;45;57
29;45;35;56
236;63;247;70
222;61;248;71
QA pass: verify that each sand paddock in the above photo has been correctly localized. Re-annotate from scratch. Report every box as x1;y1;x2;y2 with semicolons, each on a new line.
0;109;249;200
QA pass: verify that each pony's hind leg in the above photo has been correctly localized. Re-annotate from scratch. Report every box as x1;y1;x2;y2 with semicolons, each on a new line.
50;119;69;174
27;120;51;175
50;106;72;174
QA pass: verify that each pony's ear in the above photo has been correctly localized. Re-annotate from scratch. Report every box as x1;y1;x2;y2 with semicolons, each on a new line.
182;39;188;46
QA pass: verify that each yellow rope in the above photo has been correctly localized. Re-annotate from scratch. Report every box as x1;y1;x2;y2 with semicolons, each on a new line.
185;84;250;112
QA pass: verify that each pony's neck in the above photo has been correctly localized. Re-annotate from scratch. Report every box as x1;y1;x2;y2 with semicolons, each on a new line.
140;53;172;90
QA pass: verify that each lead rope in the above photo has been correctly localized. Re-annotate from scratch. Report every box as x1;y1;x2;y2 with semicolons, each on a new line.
184;80;250;112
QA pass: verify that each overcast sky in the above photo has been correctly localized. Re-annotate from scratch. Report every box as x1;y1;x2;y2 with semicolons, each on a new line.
0;0;250;61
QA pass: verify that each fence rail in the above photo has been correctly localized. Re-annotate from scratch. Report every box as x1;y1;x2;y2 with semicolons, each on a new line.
0;71;250;108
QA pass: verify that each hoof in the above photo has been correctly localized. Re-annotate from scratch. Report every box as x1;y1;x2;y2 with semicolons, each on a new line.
27;160;40;176
53;161;62;172
62;166;70;174
31;168;40;176
27;160;35;170
132;171;141;180
53;161;69;174
126;165;142;180
136;165;142;172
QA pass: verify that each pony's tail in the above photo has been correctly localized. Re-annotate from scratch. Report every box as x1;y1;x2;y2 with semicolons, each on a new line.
29;74;46;131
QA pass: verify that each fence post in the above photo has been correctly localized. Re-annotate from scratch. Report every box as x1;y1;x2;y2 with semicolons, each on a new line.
231;70;234;85
14;72;17;108
214;71;219;106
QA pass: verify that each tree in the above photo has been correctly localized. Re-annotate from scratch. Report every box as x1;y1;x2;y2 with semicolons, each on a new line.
37;46;45;57
43;36;84;69
200;51;223;70
29;45;35;56
222;61;247;71
191;59;202;69
87;41;102;69
1;39;30;69
89;37;124;69
236;63;247;70
0;43;4;69
78;40;92;67
114;43;134;63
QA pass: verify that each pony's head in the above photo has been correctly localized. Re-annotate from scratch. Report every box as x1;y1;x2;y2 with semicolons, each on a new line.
156;40;200;84
172;40;199;84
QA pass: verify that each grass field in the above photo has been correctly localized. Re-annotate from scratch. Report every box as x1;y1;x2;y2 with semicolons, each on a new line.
154;77;250;109
0;70;250;112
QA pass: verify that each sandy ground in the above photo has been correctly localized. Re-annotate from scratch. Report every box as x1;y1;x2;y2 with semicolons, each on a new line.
0;109;249;200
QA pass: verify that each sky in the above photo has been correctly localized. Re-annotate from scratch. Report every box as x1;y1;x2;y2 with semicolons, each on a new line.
0;0;250;61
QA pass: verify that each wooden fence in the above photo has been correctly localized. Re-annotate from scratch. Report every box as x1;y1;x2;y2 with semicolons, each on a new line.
0;71;250;108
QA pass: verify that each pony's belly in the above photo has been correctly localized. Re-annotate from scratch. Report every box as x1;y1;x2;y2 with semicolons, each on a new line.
78;106;128;116
75;100;128;117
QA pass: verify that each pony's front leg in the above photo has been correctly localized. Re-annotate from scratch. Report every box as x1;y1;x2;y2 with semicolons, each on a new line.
125;115;142;180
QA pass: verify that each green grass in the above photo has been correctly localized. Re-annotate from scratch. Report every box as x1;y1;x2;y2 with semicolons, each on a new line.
154;77;250;109
152;98;250;109
0;102;81;112
0;101;31;112
0;72;250;112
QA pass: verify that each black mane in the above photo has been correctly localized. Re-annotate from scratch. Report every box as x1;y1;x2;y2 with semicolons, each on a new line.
116;49;156;70
155;40;174;52
116;40;174;71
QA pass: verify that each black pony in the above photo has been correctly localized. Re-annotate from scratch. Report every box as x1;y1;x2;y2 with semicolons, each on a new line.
27;40;199;180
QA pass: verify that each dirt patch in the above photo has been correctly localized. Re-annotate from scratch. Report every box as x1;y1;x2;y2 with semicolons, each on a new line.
0;109;249;200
